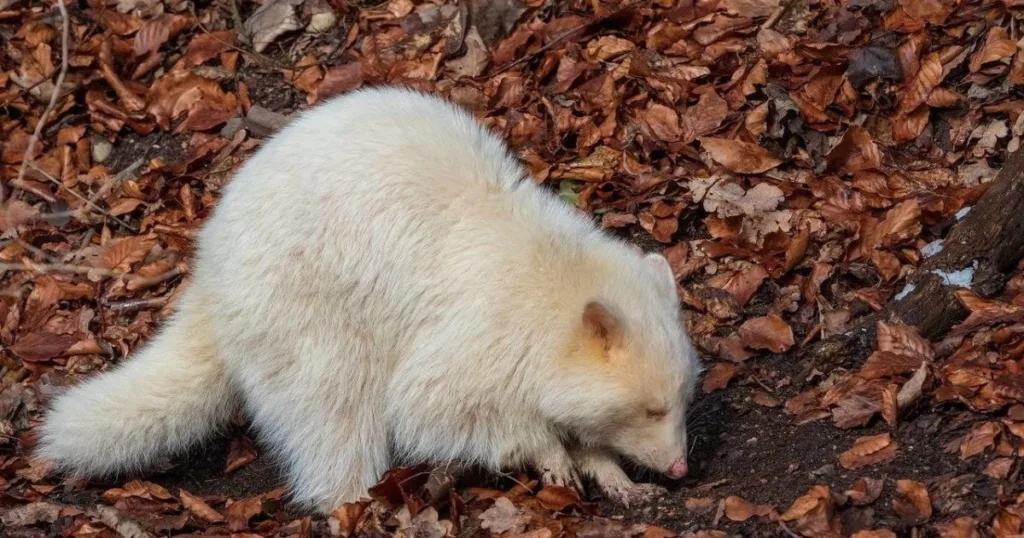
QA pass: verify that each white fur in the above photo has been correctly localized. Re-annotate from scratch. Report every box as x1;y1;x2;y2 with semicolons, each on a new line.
38;87;701;512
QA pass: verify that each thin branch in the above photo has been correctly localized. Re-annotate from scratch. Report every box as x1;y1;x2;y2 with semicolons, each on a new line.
27;161;140;233
105;295;171;313
4;0;70;206
0;261;128;279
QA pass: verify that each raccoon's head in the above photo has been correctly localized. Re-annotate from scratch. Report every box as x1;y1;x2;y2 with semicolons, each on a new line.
543;251;701;479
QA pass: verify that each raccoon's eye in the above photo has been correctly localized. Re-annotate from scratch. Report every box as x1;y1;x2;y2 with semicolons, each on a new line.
645;408;668;420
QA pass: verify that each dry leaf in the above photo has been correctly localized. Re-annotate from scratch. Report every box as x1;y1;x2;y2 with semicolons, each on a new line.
738;314;794;353
893;479;932;520
702;363;737;393
700;137;783;174
179;490;224;523
839;433;898;470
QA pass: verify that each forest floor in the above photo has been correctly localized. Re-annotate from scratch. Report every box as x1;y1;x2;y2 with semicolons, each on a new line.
3;0;1024;536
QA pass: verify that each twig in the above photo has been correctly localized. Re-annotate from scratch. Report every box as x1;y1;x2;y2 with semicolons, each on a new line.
0;261;128;279
485;22;592;78
106;295;170;313
761;0;791;30
4;0;70;206
27;161;140;233
126;266;183;291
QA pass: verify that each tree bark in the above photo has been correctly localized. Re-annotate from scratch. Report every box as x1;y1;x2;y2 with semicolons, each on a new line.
806;147;1024;369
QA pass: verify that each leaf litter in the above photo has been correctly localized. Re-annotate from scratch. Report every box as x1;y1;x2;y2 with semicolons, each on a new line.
3;0;1024;535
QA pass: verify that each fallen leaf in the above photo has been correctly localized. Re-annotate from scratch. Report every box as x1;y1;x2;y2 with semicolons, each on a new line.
682;91;729;143
700;138;783;174
179;490;224;523
845;477;884;506
935;517;981;538
102;235;157;272
839;433;899;470
244;0;304;53
738;314;794;353
10;332;79;362
480;497;527;534
780;485;841;538
0;502;61;526
960;421;1000;460
893;479;932;520
224;497;262;531
969;27;1016;73
535;486;581;511
702;363;737;393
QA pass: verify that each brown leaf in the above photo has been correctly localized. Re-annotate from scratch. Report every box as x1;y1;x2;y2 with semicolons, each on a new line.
102;235;157;272
723;496;755;521
700;137;783;174
839;433;898;470
826;126;881;173
480;497;527;534
225;435;259;473
780;485;841;538
10;331;79;362
244;0;303;53
935;517;981;538
959;421;1000;460
702;363;737;394
584;35;635;62
860;351;923;380
146;71;238;131
179;490;224;523
224;497;262;531
983;457;1014;479
738;314;794;353
877;322;934;362
899;53;944;114
640;103;682;142
851;531;897;538
535;485;581;511
969;27;1016;73
316;62;364;102
682;91;728;144
845;477;884;506
707;265;768;307
897;0;953;25
716;334;756;362
893;479;932;520
179;30;237;68
134;14;189;56
0;502;62;526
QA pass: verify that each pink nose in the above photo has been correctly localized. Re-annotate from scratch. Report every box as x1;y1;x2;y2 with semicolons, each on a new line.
667;459;688;479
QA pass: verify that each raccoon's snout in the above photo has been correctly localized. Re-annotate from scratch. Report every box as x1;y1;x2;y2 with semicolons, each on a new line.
666;458;688;479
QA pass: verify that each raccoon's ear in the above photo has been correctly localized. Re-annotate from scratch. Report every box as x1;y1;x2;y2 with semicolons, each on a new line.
645;253;677;296
582;300;623;351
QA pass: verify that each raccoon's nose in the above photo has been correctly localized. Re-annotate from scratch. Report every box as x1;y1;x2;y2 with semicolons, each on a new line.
667;458;688;479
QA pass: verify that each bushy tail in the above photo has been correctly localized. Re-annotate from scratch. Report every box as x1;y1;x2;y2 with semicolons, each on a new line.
37;291;235;477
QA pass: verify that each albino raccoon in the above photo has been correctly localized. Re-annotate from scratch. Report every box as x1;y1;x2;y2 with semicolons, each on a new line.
38;87;701;512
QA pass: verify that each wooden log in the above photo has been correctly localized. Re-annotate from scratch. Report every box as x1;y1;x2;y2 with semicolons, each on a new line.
806;147;1024;369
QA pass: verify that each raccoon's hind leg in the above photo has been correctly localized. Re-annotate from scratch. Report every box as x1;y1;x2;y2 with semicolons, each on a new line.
239;341;391;513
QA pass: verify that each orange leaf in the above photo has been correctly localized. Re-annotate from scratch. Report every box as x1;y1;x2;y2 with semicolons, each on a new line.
893;479;932;520
738;314;794;353
839;433;898;470
702;363;737;394
102;235;156;272
180;489;224;523
700;137;783;174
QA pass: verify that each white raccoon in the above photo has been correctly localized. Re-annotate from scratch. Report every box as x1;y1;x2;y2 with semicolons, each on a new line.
38;87;701;512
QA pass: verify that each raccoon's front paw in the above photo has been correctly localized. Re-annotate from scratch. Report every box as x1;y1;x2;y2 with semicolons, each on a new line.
603;481;668;508
534;448;583;492
540;465;583;492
